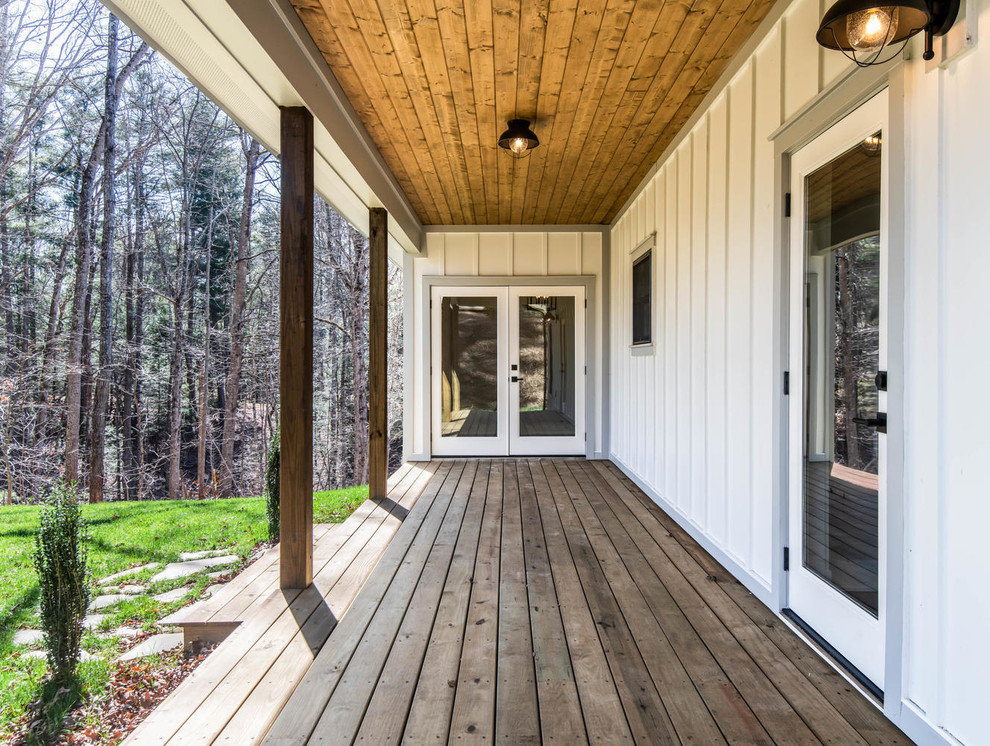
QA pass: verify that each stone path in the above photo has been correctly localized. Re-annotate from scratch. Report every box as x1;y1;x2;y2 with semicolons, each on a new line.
13;549;240;663
12;549;241;661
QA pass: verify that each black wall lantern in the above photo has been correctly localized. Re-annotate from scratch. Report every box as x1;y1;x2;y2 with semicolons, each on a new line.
816;0;959;65
498;119;539;158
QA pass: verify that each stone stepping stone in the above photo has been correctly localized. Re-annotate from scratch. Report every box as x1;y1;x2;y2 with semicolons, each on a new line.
12;629;45;646
203;584;225;598
149;555;238;582
206;571;227;579
99;563;160;586
83;614;107;630
179;549;230;561
120;584;146;595
96;626;143;641
22;650;95;662
152;587;190;604
89;594;130;611
119;633;183;661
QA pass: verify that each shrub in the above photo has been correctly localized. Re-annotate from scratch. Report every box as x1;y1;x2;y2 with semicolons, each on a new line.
34;482;89;681
264;429;280;543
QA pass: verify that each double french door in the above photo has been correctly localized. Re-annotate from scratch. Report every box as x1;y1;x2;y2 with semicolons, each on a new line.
431;285;586;456
787;90;889;692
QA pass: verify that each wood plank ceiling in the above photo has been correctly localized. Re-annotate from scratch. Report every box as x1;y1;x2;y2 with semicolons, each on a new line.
291;0;777;225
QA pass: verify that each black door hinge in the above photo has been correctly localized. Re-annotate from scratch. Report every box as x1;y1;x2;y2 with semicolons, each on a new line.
784;192;792;218
783;547;790;571
783;371;790;396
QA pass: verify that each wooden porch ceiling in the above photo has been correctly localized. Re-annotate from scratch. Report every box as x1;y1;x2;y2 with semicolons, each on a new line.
289;0;777;226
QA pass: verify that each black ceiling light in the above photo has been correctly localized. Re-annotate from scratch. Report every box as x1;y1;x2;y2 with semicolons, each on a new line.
816;0;958;66
498;119;539;158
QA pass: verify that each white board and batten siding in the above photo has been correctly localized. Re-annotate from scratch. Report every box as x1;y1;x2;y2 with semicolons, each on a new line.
404;230;605;461
609;0;990;743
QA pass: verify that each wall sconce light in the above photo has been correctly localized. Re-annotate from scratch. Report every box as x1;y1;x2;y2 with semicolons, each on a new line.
816;0;959;65
498;119;539;158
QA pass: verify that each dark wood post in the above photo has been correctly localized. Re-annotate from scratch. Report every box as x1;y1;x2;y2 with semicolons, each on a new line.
279;107;314;589
369;207;388;500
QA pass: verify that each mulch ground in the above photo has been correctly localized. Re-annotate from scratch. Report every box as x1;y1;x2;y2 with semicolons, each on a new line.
9;644;216;746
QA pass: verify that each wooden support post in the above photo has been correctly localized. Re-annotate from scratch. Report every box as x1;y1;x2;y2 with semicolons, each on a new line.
369;207;388;500
279;107;314;589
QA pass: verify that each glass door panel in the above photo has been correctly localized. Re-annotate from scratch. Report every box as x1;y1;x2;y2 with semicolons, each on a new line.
431;287;508;456
440;296;499;439
509;287;585;455
518;295;576;437
802;139;882;617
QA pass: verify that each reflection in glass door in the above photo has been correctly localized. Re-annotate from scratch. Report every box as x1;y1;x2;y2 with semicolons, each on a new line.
510;287;585;455
787;91;887;692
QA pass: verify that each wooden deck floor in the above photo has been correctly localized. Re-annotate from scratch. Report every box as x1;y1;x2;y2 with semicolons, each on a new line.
258;459;911;745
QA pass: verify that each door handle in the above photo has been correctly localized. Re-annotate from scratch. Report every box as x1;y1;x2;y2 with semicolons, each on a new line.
510;376;520;383
852;412;887;433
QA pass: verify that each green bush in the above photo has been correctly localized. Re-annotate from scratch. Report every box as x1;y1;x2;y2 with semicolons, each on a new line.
33;482;89;681
265;429;280;543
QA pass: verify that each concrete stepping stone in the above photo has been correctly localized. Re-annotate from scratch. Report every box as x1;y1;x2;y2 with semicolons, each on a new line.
152;587;190;604
89;594;130;611
83;614;107;630
203;584;224;598
179;549;230;561
119;633;183;661
120;584;146;595
12;629;45;646
22;650;95;662
112;626;142;639
99;563;160;585
206;571;227;579
149;555;238;582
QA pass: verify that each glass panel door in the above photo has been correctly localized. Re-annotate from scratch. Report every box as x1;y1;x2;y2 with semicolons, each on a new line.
509;287;586;455
787;91;887;691
431;287;509;456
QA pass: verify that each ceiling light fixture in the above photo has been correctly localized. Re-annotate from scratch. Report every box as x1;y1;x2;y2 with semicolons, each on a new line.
816;0;958;66
498;119;539;158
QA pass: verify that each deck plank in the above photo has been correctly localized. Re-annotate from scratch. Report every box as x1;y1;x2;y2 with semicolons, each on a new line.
350;461;484;743
447;461;504;744
565;461;777;745
528;460;633;745
538;461;680;744
551;461;728;745
401;461;492;744
517;461;588;745
590;461;871;745
261;461;462;745
494;461;541;744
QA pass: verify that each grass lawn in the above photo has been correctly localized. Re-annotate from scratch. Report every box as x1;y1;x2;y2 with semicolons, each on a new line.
0;485;368;744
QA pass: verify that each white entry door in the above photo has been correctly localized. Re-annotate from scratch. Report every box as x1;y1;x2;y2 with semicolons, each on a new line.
508;286;586;455
431;285;586;457
787;90;888;692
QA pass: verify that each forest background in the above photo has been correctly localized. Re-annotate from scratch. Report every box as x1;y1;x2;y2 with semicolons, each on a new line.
0;0;404;506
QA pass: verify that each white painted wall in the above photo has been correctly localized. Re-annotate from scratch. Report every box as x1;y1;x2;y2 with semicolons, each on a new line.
404;230;605;460
608;0;990;743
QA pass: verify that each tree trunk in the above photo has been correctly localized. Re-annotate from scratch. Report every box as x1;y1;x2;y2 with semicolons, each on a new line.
220;137;260;498
89;14;120;504
64;32;148;486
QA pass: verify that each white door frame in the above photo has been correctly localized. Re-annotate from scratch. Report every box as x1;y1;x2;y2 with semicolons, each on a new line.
424;276;598;459
508;286;587;456
786;89;889;691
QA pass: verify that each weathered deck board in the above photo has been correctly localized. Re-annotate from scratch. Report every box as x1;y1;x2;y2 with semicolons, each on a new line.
134;459;912;746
